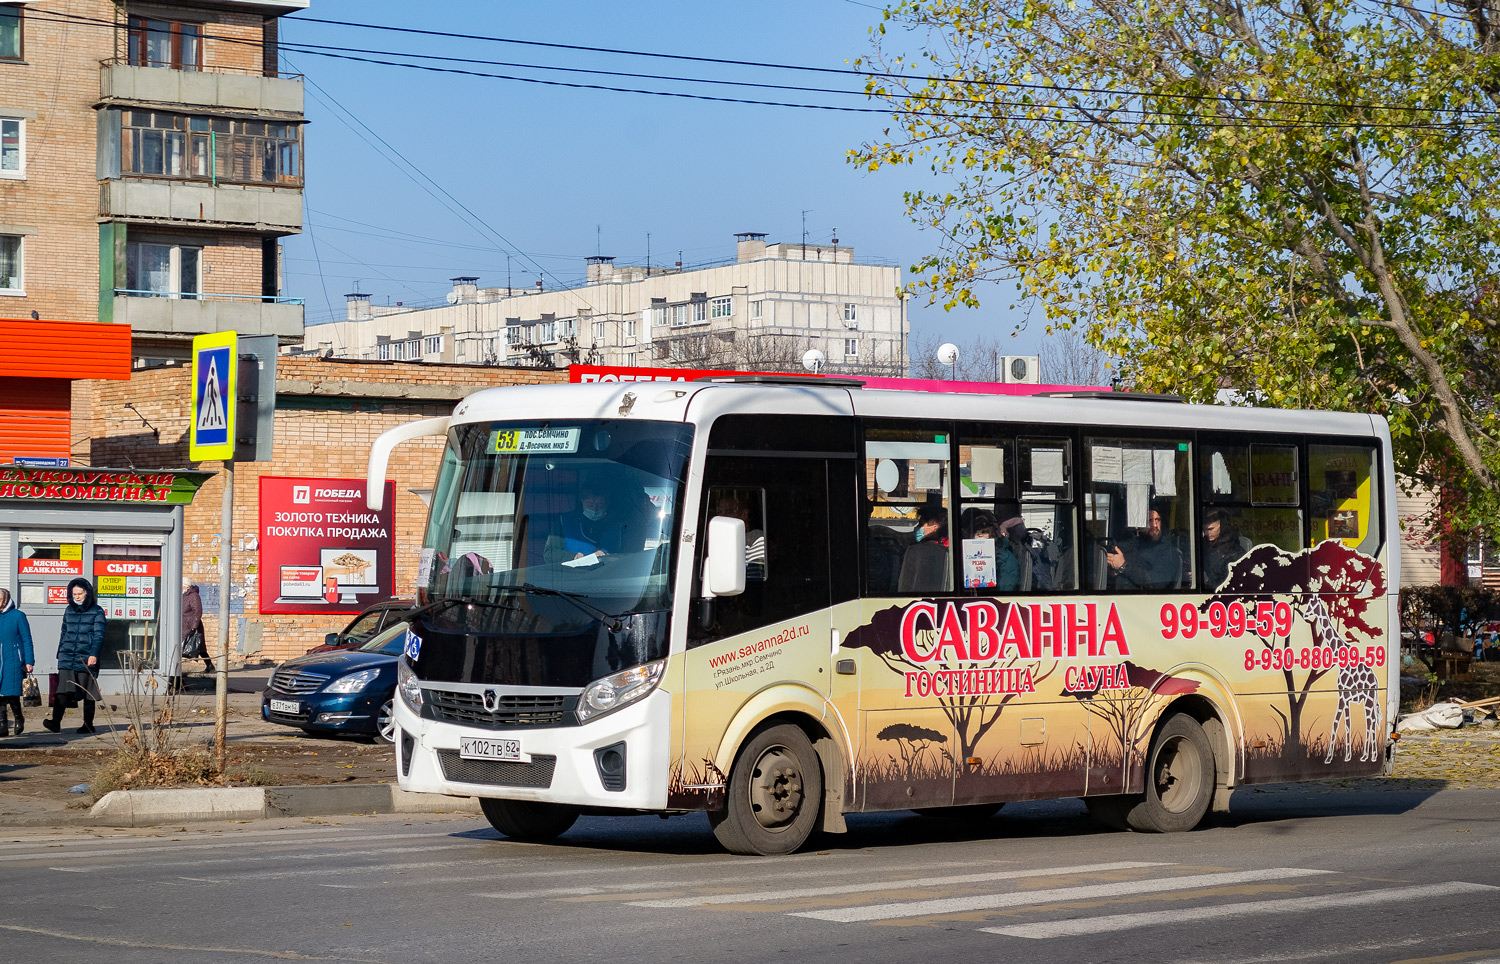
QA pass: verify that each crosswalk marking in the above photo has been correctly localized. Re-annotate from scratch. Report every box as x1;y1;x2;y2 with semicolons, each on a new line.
792;867;1335;923
980;881;1500;939
630;861;1169;908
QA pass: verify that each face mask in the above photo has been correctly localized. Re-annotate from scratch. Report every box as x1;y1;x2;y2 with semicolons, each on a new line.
582;507;605;522
913;527;926;543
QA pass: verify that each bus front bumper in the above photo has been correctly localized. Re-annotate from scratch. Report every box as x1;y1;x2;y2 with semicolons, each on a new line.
393;689;673;811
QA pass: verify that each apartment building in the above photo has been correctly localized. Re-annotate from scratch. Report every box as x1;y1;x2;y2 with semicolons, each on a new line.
304;233;909;377
0;0;307;361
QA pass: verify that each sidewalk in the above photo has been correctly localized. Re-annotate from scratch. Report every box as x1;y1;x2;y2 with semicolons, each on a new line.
0;664;478;827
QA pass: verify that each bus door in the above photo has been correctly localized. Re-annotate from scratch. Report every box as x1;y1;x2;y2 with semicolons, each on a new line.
681;455;840;792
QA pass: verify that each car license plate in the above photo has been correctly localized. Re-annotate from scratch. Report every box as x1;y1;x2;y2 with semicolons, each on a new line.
270;698;300;714
459;736;525;762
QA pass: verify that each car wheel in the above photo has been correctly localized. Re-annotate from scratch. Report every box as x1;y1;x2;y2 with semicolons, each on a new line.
374;698;396;745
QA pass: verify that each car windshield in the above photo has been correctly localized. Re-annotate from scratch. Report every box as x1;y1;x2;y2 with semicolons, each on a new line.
342;611;383;643
359;624;409;655
420;419;693;633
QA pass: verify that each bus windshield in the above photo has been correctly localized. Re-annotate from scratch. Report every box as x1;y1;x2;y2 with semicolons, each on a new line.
420;419;693;633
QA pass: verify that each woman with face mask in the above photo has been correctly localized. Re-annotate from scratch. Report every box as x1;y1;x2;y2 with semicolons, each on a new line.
42;577;105;735
0;588;35;737
544;471;648;564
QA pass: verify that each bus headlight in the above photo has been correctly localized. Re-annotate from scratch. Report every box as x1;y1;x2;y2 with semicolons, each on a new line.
577;659;666;723
397;657;424;712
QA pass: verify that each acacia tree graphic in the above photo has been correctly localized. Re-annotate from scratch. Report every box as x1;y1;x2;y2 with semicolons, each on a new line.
844;603;1057;774
876;722;949;781
1205;540;1385;757
1064;662;1202;771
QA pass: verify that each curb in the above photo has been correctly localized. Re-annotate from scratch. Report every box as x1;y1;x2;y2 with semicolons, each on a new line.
87;784;481;826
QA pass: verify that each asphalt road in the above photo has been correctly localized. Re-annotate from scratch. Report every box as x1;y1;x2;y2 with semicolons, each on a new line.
3;784;1498;964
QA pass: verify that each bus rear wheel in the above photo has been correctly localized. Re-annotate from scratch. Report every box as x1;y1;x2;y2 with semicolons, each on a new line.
479;798;579;841
1089;715;1215;833
710;723;823;856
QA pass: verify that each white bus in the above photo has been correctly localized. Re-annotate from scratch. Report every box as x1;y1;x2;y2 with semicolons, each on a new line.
368;377;1397;855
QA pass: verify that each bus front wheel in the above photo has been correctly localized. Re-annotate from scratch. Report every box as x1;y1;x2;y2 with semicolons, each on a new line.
710;723;823;856
479;798;579;841
1089;714;1215;833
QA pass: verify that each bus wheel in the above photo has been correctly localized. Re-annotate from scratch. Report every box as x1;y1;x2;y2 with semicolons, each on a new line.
1129;714;1215;833
479;798;579;841
710;724;823;856
912;803;1003;821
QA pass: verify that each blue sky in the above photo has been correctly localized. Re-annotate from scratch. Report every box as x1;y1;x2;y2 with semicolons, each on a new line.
280;1;1040;356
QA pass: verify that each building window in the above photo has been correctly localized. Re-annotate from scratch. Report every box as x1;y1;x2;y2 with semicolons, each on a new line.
124;242;200;298
626;317;637;339
121;110;302;186
711;296;732;319
1;118;23;177
558;318;576;339
844;338;859;358
692;301;708;323
0;235;21;293
750;300;764;321
425;335;441;355
407;339;420;358
844;303;858;323
456;339;467;359
669;339;687;361
537;321;555;343
593;320;606;341
127;17;202;71
0;7;21;61
672;304;690;328
377;343;390;361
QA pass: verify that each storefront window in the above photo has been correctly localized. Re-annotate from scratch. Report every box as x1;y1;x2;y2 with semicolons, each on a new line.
94;545;163;670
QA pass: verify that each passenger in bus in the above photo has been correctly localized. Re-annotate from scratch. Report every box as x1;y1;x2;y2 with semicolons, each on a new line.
899;505;951;593
966;512;1020;592
1201;507;1252;588
1105;505;1182;590
544;472;648;563
713;490;767;581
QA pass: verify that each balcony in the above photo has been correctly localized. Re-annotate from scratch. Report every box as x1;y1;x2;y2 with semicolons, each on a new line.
100;178;302;232
100;59;304;116
112;290;304;339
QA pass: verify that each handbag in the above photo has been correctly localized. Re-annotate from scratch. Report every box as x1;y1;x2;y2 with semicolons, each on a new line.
182;627;205;659
21;674;40;707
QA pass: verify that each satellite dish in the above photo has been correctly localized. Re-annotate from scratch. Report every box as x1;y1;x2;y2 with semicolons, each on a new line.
445;291;459;304
802;348;826;373
936;342;960;366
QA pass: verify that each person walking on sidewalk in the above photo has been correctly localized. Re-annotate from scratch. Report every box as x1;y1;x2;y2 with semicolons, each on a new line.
42;577;105;735
0;588;35;737
181;582;211;674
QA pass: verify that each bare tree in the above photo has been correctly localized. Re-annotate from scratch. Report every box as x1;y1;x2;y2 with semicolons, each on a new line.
1038;327;1114;387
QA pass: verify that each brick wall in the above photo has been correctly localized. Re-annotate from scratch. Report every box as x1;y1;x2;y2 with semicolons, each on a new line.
205;12;270;75
77;357;568;660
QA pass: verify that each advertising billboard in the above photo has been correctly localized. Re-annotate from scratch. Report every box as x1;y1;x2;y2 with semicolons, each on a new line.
258;477;396;614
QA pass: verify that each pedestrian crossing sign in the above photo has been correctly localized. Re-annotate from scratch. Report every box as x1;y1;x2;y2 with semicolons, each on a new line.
190;331;237;462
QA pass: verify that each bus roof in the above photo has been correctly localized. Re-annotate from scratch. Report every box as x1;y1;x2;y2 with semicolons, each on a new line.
449;379;1383;439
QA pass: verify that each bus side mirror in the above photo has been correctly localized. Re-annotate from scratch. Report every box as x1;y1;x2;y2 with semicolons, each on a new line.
702;516;747;598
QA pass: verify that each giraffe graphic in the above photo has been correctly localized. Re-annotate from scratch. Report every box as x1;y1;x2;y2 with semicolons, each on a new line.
1296;596;1382;763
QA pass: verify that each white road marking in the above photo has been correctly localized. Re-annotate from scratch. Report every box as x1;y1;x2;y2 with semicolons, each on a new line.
0;830;458;863
793;867;1336;923
982;881;1500;938
630;861;1170;908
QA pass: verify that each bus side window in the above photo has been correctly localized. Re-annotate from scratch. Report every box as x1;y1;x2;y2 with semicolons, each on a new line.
1309;443;1382;556
1083;437;1192;591
864;425;952;596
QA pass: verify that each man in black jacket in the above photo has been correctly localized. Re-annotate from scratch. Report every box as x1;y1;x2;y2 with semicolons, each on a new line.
42;577;105;735
1105;507;1182;591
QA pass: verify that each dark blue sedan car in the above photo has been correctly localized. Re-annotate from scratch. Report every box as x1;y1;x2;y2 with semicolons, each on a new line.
261;622;408;743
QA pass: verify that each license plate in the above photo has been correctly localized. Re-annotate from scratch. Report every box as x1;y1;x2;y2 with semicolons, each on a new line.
270;698;300;714
459;736;526;762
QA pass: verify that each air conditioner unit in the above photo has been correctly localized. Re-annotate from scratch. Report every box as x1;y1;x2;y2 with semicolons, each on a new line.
998;354;1040;384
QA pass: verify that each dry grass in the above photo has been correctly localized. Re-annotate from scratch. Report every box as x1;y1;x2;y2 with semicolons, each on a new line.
89;662;224;799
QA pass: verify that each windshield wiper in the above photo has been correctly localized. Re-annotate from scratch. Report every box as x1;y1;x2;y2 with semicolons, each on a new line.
407;595;521;626
515;583;625;632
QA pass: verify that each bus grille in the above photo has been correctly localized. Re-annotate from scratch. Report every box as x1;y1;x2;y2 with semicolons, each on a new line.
427;689;569;728
437;750;557;788
269;669;330;695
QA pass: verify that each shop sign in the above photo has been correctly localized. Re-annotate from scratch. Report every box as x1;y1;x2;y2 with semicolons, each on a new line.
97;575;128;596
18;558;83;577
569;363;822;384
258;476;396;615
59;544;82;559
46;586;69;605
0;467;212;504
94;560;162;577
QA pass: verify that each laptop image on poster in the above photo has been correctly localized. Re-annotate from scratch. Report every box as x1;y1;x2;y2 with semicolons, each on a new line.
275;565;327;605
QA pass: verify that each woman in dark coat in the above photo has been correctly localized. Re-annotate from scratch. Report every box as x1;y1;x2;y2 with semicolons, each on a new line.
181;583;211;673
42;577;105;735
0;588;35;736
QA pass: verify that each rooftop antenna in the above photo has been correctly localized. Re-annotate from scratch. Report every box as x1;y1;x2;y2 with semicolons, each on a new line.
506;254;512;296
646;232;652;277
801;209;812;259
596;224;602;257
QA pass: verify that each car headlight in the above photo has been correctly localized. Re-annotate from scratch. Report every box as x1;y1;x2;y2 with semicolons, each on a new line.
577;659;666;723
325;668;380;694
397;656;424;711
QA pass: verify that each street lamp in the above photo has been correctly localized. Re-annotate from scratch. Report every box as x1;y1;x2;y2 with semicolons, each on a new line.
936;342;960;380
